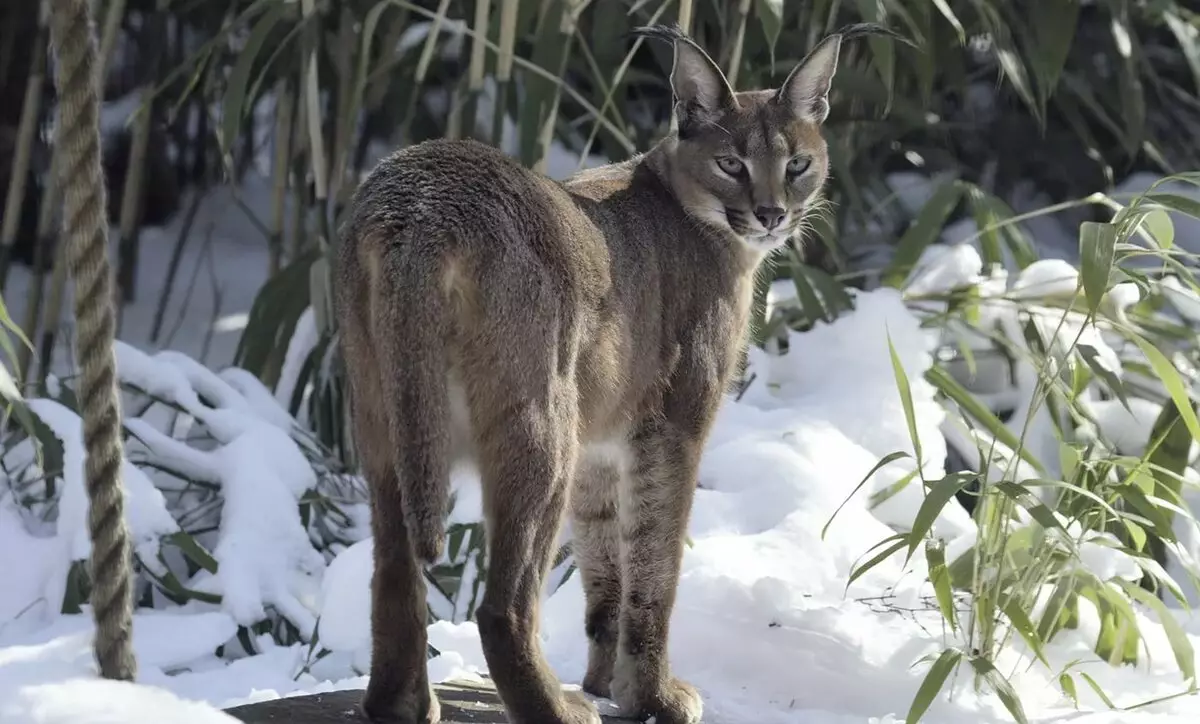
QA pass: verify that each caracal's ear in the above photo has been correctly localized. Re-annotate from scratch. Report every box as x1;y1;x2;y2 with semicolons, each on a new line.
631;24;738;133
774;22;912;124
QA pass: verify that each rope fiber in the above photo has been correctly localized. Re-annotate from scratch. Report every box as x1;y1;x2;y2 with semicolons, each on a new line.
47;0;137;681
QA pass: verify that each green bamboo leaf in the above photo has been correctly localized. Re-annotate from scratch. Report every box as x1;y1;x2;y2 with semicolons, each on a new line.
1113;483;1174;538
925;365;1046;473
1059;673;1078;706
1142;208;1174;249
867;467;919;510
905;473;977;561
992;481;1070;542
165;531;219;574
882;180;964;288
905;648;963;724
925;539;957;632
220;1;287;157
887;332;923;468
1119;579;1197;683
848;534;908;587
1080;221;1116;315
1002;599;1050;667
234;248;320;388
1079;671;1117;709
852;0;896;107
1028;0;1079;113
1146;399;1192;566
755;0;784;59
965;185;1003;266
967;655;1029;724
1145;192;1200;221
1085;578;1141;665
929;0;964;43
791;261;830;326
1076;343;1132;412
1123;330;1200;442
823;450;912;540
1164;10;1200;97
790;256;855;320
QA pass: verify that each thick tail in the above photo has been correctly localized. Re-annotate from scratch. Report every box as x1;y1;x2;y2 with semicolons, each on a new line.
371;244;450;564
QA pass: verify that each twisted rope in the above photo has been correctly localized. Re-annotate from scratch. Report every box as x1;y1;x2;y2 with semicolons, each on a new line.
47;0;136;681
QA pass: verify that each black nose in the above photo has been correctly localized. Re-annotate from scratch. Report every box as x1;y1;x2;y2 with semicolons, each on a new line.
754;206;786;230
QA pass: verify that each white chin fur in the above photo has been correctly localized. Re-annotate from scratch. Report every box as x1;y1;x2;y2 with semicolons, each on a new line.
742;231;791;252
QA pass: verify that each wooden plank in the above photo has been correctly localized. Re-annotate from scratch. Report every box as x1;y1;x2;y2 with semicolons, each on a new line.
223;678;631;723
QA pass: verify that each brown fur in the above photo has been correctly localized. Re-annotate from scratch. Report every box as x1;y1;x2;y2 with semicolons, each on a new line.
334;24;861;724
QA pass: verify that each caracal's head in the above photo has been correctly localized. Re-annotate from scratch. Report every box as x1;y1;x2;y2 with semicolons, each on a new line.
637;25;854;255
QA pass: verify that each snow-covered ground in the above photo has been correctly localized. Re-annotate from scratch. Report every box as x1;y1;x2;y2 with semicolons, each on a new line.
3;273;1200;723
6;111;1200;721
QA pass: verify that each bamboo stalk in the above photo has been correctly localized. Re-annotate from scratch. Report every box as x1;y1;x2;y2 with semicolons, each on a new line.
0;1;48;289
329;4;356;205
491;0;520;146
576;0;672;171
149;185;205;343
352;6;409;176
678;0;694;34
289;84;309;260
97;0;128;84
269;78;295;274
464;0;491;141
726;0;753;89
300;0;328;215
34;237;69;389
533;2;582;175
397;0;454;145
18;141;62;382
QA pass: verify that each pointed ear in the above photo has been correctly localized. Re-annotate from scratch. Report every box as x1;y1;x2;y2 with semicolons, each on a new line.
631;25;737;131
774;33;843;124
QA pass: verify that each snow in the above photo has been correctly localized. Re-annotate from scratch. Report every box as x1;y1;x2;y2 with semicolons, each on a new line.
5;100;1200;724
7;271;1200;722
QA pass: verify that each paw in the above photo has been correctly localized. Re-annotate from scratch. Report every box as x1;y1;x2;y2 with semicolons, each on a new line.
360;686;441;724
581;669;612;699
611;674;702;724
561;689;604;724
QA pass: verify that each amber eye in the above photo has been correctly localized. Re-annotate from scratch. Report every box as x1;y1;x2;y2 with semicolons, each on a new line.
716;156;745;176
786;156;811;177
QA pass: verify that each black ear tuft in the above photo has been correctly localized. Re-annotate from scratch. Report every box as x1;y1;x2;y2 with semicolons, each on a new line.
630;23;737;133
774;23;913;124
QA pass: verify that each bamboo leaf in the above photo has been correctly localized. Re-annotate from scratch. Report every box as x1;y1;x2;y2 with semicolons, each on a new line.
755;0;784;57
1118;579;1197;684
220;1;287;158
849;534;907;587
1123;330;1200;443
887;332;923;468
925;365;1046;473
905;648;962;724
1142;208;1174;249
1164;10;1200;97
906;472;977;561
1145;192;1200;221
1079;671;1117;709
1076;343;1132;412
967;655;1029;724
925;539;957;632
1059;673;1078;706
1145;399;1193;566
823;450;913;539
1002;599;1050;667
1080;221;1116;315
882;180;963;288
1028;0;1079;113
